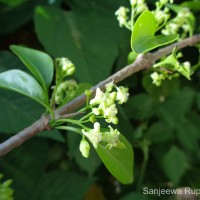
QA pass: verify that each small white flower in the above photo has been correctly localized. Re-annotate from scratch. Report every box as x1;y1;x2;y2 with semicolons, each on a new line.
103;104;118;124
90;87;105;105
151;72;164;86
115;7;129;27
82;122;102;148
116;86;129;104
105;92;117;107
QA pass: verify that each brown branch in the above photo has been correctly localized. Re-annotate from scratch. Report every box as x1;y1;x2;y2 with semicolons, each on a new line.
0;34;200;157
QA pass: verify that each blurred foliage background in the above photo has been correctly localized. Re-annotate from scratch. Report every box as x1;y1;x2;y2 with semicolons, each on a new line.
0;0;200;199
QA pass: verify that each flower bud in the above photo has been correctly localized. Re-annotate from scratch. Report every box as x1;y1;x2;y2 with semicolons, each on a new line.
79;139;90;158
55;57;75;77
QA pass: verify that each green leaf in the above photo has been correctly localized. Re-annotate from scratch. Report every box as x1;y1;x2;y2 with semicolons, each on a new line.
156;87;194;127
124;94;154;120
0;138;49;200
0;90;44;133
0;0;48;35
175;120;199;152
96;134;134;184
146;121;174;143
34;6;119;84
181;1;200;11
32;171;94;200
131;11;178;53
0;69;49;109
162;146;187;185
10;45;54;93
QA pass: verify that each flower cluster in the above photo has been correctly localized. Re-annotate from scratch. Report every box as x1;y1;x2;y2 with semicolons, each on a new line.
115;0;147;30
51;57;77;106
161;7;193;38
55;57;75;78
78;82;129;157
80;122;125;157
151;50;191;86
55;80;78;105
115;6;130;27
90;82;129;124
152;0;172;29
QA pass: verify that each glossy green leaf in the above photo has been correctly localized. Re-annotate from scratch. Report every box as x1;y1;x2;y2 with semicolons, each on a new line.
10;45;54;93
34;6;119;84
96;134;134;184
131;11;178;53
0;0;47;35
0;69;49;109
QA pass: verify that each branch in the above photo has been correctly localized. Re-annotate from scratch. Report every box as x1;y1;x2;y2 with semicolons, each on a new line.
0;34;200;157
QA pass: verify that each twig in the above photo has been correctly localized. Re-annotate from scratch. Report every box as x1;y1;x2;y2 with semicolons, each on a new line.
0;34;200;157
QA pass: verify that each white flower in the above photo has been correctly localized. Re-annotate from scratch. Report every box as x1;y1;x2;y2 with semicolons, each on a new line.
116;86;129;104
115;7;129;27
82;122;102;148
102;126;120;149
103;104;118;124
150;72;164;86
90;87;105;105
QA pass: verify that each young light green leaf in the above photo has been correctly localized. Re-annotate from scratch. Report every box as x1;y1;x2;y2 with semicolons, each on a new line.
0;69;50;109
10;45;54;94
131;11;178;53
96;134;134;184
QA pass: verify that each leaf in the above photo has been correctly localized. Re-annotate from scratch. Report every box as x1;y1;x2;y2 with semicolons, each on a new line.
0;138;49;200
162;146;187;185
96;134;134;184
131;11;178;53
34;6;119;84
0;69;49;109
10;45;54;93
146;121;174;143
0;0;48;35
124;94;154;120
156;87;194;127
181;1;200;11
32;171;94;200
0;90;44;133
175;120;199;152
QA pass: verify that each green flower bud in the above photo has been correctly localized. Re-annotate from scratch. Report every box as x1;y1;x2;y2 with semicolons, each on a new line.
79;139;90;158
55;57;75;77
85;89;92;97
89;115;96;123
105;81;115;92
